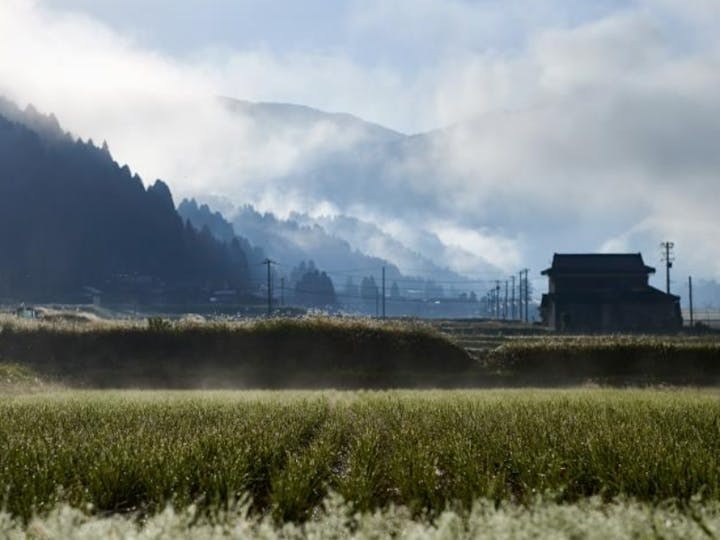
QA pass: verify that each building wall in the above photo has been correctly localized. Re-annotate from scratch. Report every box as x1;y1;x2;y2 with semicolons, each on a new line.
553;299;681;332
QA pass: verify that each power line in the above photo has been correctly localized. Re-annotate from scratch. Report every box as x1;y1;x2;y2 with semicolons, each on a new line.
253;261;534;319
321;266;388;274
265;261;504;287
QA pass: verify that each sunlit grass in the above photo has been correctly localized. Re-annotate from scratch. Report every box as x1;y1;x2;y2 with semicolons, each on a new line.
3;495;720;539
1;389;719;522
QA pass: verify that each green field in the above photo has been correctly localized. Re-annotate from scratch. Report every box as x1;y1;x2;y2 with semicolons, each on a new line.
1;388;720;537
2;318;720;537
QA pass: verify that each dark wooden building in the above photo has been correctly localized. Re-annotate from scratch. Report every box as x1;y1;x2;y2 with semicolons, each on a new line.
540;253;682;332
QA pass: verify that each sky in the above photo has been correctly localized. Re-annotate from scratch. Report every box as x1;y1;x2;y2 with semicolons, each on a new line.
6;0;656;133
1;0;720;289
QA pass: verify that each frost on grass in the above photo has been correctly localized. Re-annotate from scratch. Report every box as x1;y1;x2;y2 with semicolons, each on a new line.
0;363;55;394
2;496;719;540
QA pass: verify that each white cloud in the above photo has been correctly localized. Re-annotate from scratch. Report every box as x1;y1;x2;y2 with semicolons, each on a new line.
0;0;403;202
431;223;523;274
426;4;720;279
2;0;720;281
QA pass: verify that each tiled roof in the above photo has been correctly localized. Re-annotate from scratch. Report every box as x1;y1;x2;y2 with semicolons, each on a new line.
542;253;656;275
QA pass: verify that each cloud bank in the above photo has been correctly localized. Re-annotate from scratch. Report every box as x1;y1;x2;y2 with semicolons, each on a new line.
2;0;720;285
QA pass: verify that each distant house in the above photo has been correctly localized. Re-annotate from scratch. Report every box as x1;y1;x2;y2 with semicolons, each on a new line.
539;253;682;332
15;305;39;319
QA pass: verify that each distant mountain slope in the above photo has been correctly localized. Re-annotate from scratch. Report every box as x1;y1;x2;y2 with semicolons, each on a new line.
218;202;405;282
178;198;491;316
293;213;493;281
177;199;266;274
219;97;405;144
217;98;504;280
177;198;237;244
0;99;251;301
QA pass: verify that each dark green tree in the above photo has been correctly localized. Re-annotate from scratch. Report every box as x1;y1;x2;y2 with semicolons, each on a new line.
294;268;337;308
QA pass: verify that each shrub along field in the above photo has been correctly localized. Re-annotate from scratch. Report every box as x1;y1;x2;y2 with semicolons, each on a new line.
2;315;720;387
0;316;475;388
485;335;720;385
1;389;719;532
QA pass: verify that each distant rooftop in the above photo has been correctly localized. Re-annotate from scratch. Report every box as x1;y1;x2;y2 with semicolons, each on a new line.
541;253;656;275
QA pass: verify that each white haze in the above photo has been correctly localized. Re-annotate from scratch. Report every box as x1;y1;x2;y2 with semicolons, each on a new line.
1;0;720;285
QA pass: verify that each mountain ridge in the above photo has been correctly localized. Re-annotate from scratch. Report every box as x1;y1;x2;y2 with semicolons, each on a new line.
219;96;406;142
0;98;253;304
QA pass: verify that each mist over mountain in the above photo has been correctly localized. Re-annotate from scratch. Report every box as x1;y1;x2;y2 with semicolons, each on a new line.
178;197;486;316
0;93;488;314
213;97;720;309
215;97;508;280
179;198;404;283
219;98;404;145
181;195;487;293
0;98;252;304
4;93;717;313
176;199;267;283
5;0;720;306
290;213;482;282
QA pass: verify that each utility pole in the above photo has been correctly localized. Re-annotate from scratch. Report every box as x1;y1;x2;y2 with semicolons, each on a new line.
280;277;285;307
382;266;386;319
511;275;516;320
689;276;694;328
518;271;524;322
493;287;498;320
503;280;508;320
661;241;674;294
523;269;530;322
495;280;500;320
263;258;275;316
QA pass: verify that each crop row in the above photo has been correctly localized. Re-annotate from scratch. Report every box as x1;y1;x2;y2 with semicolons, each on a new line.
1;389;719;520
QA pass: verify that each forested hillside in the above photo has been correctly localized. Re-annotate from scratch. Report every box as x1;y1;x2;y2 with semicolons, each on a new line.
0;100;251;302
